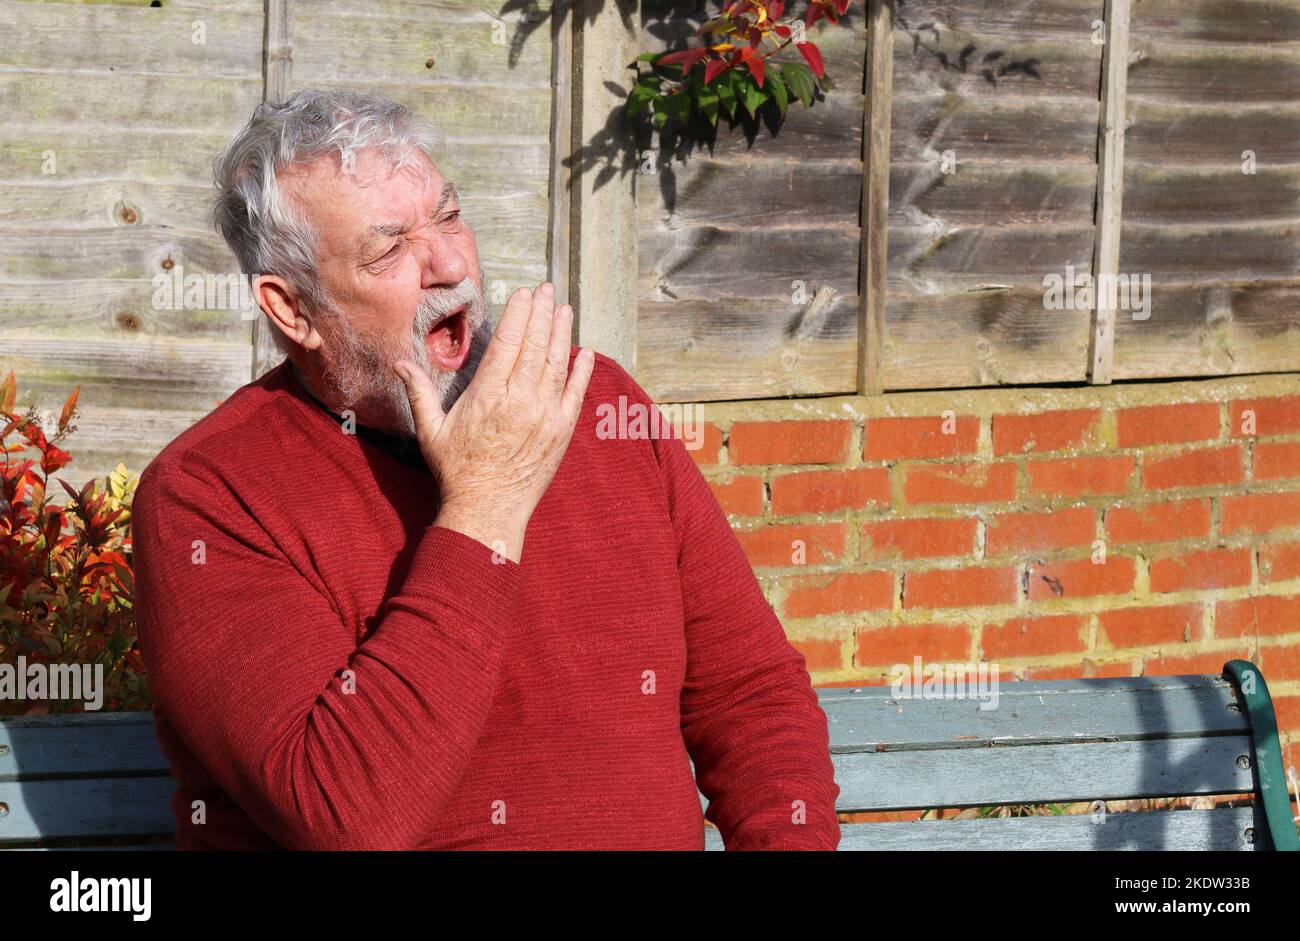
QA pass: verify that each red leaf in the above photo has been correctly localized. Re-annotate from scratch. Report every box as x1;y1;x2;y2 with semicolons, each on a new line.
658;47;709;71
0;372;14;416
833;0;850;13
58;386;79;434
769;0;785;18
796;41;826;78
42;444;71;476
747;55;766;87
774;24;791;37
704;57;732;84
805;3;824;27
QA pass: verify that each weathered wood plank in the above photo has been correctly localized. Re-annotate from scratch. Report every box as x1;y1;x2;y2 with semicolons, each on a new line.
817;673;1245;750
0;712;166;781
1131;0;1300;44
1088;0;1131;384
636;296;858;402
892;27;1104;100
0;777;175;841
0;72;262;130
637;158;862;229
1122;164;1300;225
892;93;1101;163
829;736;1255;811
888;223;1095;288
881;287;1092;389
291;3;554;84
1119;221;1300;279
1111;280;1300;379
892;161;1097;226
0;0;262;76
705;807;1264;851
1125;102;1300;165
1127;41;1300;105
890;0;1106;41
639;224;859;301
860;0;893;394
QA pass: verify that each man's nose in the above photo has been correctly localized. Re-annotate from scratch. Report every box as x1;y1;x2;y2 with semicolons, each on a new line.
414;227;469;290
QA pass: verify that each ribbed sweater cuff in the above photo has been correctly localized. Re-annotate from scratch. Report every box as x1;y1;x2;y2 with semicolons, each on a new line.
400;524;524;630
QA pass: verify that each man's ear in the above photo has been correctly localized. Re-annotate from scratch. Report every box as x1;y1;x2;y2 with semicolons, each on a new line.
253;274;322;351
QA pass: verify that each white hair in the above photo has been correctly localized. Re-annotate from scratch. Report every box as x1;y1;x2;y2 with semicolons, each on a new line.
211;88;448;351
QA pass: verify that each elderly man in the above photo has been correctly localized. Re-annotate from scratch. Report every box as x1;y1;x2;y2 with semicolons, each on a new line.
132;89;840;851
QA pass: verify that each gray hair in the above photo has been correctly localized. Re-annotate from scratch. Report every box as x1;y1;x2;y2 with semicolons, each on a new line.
211;89;448;351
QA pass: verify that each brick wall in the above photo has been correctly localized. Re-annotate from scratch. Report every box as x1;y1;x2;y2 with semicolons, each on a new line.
690;373;1300;770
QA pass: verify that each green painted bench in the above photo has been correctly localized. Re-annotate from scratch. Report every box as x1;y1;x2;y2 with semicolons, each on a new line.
2;660;1295;851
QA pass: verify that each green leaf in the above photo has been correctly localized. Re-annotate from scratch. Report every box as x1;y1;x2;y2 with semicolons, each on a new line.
740;78;767;119
767;69;789;121
666;90;692;125
696;82;720;126
716;71;738;119
780;62;815;108
627;85;657;118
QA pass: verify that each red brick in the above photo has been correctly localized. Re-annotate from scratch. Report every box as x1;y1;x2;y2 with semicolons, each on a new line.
1260;644;1300;682
734;522;846;568
986;507;1096;556
1231;395;1300;438
1143;648;1253;678
688;423;724;467
1143;445;1244;490
729;420;853;465
769;467;889;515
864;415;979;461
1254;441;1300;481
1104;499;1211;545
860;517;978;561
1025;659;1139;680
707;475;764;517
1215;594;1300;638
1098;604;1203;648
782;570;895;618
855;621;972;667
1273;695;1300;739
1027;455;1136;497
1220;490;1300;535
904;566;1018;610
902;461;1017;505
981;613;1088;659
1027;556;1136;600
1149;547;1252;593
992;408;1101;456
1116;403;1220;448
1260;541;1300;583
789;635;846;672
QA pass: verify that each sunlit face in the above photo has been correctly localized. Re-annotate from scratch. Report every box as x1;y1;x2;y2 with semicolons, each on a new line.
279;147;492;436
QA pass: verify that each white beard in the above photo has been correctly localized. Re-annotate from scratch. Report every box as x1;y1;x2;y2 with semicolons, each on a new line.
319;266;492;438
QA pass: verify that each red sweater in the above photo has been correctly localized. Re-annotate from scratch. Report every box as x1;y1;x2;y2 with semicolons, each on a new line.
132;352;840;850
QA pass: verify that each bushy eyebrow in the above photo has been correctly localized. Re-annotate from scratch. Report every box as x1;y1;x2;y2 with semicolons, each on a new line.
355;181;460;260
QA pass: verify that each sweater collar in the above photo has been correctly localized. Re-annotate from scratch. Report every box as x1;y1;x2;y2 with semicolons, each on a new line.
276;360;428;473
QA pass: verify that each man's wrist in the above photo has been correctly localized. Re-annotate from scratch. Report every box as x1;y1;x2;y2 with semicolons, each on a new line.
433;505;528;564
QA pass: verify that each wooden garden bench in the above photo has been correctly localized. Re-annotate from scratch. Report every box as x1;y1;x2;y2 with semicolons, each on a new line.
2;660;1295;851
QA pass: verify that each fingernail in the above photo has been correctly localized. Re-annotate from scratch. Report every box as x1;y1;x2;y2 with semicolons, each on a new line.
393;362;411;381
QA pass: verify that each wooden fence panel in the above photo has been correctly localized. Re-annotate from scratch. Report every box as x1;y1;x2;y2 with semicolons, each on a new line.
0;0;264;484
1114;0;1300;379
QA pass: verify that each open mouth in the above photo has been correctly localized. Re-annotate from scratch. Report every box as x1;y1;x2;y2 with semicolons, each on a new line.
425;303;471;372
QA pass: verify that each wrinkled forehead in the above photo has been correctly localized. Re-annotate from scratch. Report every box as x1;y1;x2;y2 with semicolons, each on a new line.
277;147;446;260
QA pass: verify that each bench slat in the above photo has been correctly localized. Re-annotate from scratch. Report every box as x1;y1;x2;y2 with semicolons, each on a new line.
831;735;1256;811
704;806;1266;851
0;777;175;842
0;711;167;781
818;675;1246;751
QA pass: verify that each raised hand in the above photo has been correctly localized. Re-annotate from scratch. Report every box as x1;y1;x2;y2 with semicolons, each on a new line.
393;282;595;563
